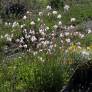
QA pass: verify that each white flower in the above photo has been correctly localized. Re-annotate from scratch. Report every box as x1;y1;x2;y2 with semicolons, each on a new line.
77;46;82;49
30;21;35;25
54;44;57;47
29;30;35;34
8;22;11;26
39;12;43;16
76;42;81;45
26;11;30;14
79;34;84;38
16;39;20;42
38;57;44;62
12;21;19;28
71;18;76;22
18;57;22;59
21;37;24;40
19;44;23;48
43;41;47;46
68;25;75;29
60;33;63;37
66;38;71;43
52;11;57;15
23;29;27;33
81;51;89;56
20;39;24;43
57;14;62;19
45;40;50;44
49;45;53;49
0;35;3;39
42;40;50;46
87;28;92;34
5;22;8;26
39;49;43;52
46;5;52;10
25;34;31;39
37;18;40;22
39;38;45;41
31;36;37;42
70;25;75;29
6;37;12;42
23;15;27;20
41;31;46;36
64;26;67;30
39;29;44;33
23;44;27;48
42;41;49;46
20;37;24;43
51;33;55;36
20;24;25;28
33;51;38;56
47;12;51;16
53;25;58;29
64;4;70;11
37;43;41;48
65;32;69;36
27;49;31;52
46;26;49;30
58;21;62;25
5;34;9;38
74;32;79;36
61;40;63;43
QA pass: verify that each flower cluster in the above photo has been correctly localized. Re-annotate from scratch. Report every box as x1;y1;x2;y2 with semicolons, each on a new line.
1;5;92;56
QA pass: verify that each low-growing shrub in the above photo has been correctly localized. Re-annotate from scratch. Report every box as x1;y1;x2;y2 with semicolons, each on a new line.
0;54;65;92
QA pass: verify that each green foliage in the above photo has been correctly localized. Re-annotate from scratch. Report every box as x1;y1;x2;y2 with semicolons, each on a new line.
0;0;92;91
0;53;67;92
49;0;64;9
62;2;92;24
83;34;92;46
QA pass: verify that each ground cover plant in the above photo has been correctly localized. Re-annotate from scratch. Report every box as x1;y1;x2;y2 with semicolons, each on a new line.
0;0;92;92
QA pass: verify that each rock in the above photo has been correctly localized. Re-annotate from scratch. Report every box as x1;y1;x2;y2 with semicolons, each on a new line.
3;42;20;56
61;61;92;92
82;20;92;30
3;2;27;19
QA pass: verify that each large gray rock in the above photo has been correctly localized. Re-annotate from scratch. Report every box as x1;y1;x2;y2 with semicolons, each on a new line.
82;20;92;29
61;61;92;92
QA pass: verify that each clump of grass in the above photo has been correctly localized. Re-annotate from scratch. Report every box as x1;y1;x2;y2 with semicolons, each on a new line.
0;52;71;92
